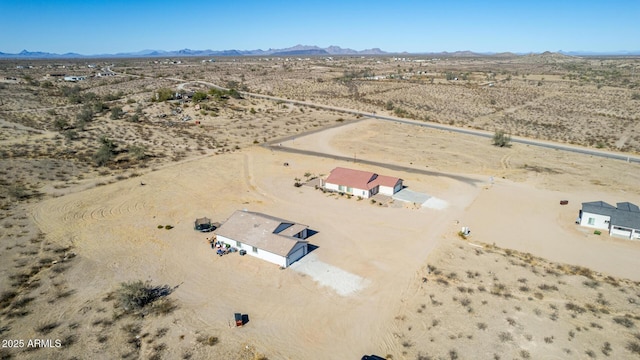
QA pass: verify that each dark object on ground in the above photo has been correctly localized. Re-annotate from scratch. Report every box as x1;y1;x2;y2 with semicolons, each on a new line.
235;313;243;327
560;200;569;205
239;249;246;256
195;217;215;232
361;356;386;360
283;162;289;166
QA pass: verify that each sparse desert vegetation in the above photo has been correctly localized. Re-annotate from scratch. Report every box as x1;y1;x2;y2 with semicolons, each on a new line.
1;54;639;359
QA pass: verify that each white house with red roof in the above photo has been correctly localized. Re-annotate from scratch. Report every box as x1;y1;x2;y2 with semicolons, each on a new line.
324;167;403;198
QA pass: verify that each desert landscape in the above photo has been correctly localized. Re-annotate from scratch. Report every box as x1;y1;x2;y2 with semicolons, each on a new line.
1;54;640;360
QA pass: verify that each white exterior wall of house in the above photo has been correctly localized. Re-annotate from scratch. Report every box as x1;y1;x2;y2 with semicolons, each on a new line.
610;226;633;239
324;182;371;198
610;226;640;240
324;182;340;193
579;211;610;230
378;185;394;196
378;181;402;196
216;234;287;268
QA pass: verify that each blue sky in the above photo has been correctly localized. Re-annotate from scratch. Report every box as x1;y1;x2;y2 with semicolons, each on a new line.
2;0;638;54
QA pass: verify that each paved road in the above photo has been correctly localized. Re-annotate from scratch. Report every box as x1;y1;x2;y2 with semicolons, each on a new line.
114;75;640;165
264;142;483;185
244;93;640;164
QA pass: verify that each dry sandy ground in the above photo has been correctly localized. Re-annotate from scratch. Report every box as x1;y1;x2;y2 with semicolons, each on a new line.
282;119;640;279
5;118;640;359
29;143;476;359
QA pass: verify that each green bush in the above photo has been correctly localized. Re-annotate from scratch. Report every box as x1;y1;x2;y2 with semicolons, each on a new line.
154;88;174;102
594;230;601;235
193;91;208;102
492;130;512;147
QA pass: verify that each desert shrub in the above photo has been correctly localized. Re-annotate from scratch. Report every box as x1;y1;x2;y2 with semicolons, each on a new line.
53;117;72;131
394;107;409;118
385;100;394;110
196;335;219;346
565;302;586;314
498;332;513;342
613;316;635;328
449;350;459;360
76;106;95;124
193;91;208;102
61;85;83;103
0;291;18;308
628;341;640;355
103;91;124;101
583;280;600;288
110;106;124;120
544;336;554;343
164;225;173;230
154;88;174;102
594;230;602;235
93;136;116;166
538;284;558;291
116;280;173;314
128;145;146;160
7;184;31;200
35;321;59;335
492;130;511;147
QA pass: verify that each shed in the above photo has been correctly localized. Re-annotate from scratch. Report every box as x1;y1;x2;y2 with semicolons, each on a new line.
194;217;214;232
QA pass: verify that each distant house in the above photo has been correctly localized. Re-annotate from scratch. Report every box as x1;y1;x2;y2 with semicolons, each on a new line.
324;167;403;198
214;210;311;268
63;76;86;82
578;201;640;240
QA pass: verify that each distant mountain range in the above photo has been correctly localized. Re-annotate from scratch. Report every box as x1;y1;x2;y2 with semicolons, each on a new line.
0;45;638;59
0;45;387;59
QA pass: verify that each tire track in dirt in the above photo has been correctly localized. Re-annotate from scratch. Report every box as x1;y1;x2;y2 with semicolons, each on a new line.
32;184;151;245
500;153;512;170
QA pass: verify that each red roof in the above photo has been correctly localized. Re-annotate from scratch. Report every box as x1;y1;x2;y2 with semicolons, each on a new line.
325;167;401;190
372;174;402;188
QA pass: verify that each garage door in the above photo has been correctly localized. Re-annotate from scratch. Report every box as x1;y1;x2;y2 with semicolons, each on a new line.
287;246;306;267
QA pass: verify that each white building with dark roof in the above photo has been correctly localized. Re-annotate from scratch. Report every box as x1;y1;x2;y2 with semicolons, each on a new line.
214;210;310;267
578;201;640;240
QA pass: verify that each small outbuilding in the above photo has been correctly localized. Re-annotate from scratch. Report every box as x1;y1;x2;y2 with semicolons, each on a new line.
194;217;214;232
214;210;311;267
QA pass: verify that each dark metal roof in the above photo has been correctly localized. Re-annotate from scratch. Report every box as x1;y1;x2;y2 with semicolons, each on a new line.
582;201;640;230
